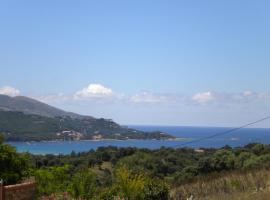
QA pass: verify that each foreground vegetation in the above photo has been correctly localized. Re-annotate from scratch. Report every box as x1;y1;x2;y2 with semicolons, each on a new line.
173;168;270;200
2;134;270;199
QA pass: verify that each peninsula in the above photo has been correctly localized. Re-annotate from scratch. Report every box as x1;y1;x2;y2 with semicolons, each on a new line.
0;94;174;141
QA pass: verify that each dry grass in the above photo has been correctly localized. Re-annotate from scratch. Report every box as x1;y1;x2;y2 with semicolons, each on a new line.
171;168;270;200
209;189;270;200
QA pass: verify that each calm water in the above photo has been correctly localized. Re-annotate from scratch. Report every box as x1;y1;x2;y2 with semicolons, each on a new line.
7;126;270;155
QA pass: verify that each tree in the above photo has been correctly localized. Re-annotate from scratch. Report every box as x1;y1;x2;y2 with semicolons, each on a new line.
0;134;4;144
0;137;30;185
251;144;265;155
211;149;236;171
174;166;199;184
235;152;254;168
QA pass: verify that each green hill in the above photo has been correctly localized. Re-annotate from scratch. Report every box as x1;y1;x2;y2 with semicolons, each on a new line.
0;110;173;141
0;94;174;141
0;94;83;118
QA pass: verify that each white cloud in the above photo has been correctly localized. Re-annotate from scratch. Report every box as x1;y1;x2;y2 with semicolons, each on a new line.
190;91;270;106
17;86;270;128
0;86;20;97
37;93;70;103
243;91;253;96
130;92;168;103
74;84;114;99
192;91;216;104
25;83;270;109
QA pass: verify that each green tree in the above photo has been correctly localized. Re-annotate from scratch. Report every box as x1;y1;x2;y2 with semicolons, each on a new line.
242;156;261;169
251;144;265;155
174;166;199;184
0;137;30;185
211;149;236;171
0;134;4;144
235;152;254;168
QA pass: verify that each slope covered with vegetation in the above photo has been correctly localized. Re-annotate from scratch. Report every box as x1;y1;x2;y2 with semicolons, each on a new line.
2;132;270;199
0;94;174;141
0;94;81;118
0;110;173;141
172;168;270;200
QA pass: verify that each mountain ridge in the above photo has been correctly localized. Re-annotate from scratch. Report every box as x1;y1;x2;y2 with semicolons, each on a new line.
0;94;88;119
0;94;174;141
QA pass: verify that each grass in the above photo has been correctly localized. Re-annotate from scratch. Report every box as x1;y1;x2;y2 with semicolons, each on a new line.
209;190;270;200
171;168;270;200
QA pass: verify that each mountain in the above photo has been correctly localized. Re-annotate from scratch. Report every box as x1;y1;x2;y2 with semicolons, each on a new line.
0;94;84;118
0;95;174;141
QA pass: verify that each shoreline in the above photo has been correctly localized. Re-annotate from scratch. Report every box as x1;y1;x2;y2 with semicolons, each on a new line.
6;137;188;143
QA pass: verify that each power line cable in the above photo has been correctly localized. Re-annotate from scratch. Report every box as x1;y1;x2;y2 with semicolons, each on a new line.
174;115;270;148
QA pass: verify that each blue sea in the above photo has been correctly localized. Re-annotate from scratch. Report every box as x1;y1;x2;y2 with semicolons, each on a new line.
7;125;270;155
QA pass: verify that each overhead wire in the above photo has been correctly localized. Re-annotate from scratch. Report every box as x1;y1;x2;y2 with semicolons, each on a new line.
174;116;270;148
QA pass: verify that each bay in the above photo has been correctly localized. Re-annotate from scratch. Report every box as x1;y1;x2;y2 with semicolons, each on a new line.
7;126;270;155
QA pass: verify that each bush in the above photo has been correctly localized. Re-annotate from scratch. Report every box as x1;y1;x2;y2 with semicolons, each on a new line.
68;169;98;200
0;138;30;185
35;165;70;196
211;149;235;171
174;166;199;184
99;166;169;200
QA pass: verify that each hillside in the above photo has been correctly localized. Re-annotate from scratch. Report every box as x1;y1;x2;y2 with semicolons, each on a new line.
0;110;173;141
3;137;270;199
0;95;174;141
7;143;270;199
0;94;82;118
172;168;270;200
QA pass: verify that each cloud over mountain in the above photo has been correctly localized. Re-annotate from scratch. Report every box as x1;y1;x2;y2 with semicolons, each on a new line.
4;84;270;110
2;84;270;127
0;86;20;97
74;84;114;99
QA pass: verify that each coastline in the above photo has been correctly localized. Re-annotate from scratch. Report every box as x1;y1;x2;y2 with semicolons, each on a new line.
6;137;188;143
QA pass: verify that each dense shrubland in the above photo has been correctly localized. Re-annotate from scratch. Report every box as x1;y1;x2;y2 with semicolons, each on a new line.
2;133;270;199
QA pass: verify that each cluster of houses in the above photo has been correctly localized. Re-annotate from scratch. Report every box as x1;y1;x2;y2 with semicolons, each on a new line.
56;130;83;140
56;130;106;141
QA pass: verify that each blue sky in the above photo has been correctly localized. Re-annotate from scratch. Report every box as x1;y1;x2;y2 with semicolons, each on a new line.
0;1;270;127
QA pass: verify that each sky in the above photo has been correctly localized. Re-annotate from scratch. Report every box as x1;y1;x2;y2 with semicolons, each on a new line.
0;0;270;127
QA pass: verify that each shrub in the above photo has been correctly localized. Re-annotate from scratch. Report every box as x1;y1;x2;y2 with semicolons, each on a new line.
68;169;98;200
35;165;70;196
99;166;169;200
0;138;30;185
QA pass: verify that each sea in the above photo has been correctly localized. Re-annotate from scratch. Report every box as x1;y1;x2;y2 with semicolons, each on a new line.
7;125;270;155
